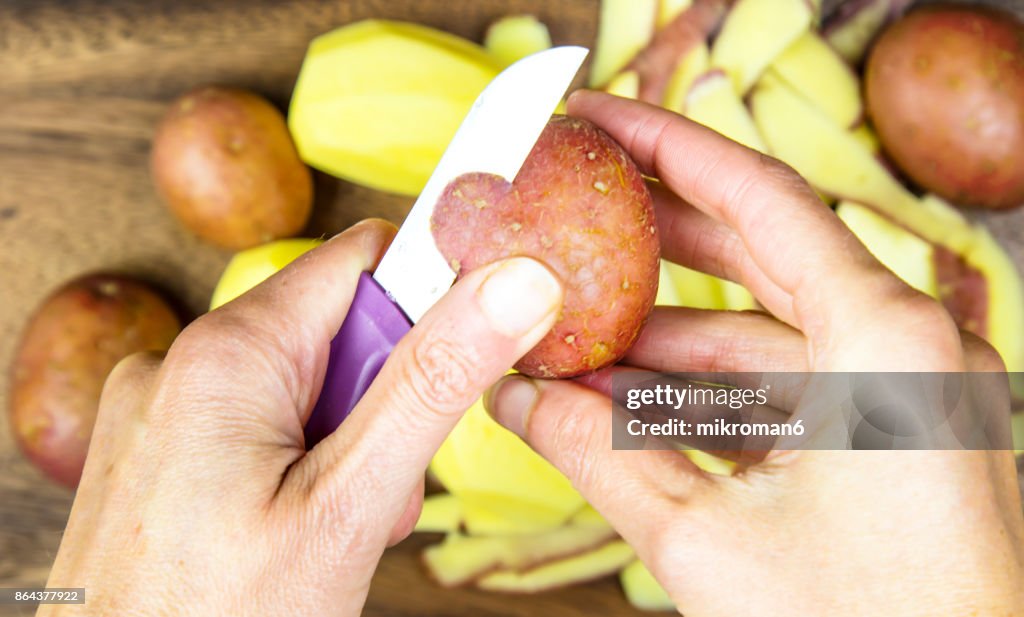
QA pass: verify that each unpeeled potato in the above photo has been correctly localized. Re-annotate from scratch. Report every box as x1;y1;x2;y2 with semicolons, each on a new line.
866;5;1024;209
151;86;313;249
431;116;659;378
9;274;181;487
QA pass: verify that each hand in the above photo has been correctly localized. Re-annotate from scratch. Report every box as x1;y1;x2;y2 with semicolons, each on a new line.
40;219;563;616
485;91;1024;616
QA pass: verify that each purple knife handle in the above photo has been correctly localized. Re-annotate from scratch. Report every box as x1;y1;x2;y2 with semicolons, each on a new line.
305;271;412;448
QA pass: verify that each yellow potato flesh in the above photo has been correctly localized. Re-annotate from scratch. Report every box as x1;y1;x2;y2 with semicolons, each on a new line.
484;15;552;67
590;0;658;88
710;0;812;93
769;31;862;128
749;73;975;250
430;400;586;536
620;560;675;611
289;20;502;196
414;493;463;533
749;77;1024;373
476;540;635;593
658;0;695;28
837;202;937;297
423;519;615;587
662;42;709;112
605;70;642;99
684;70;767;152
209;238;322;310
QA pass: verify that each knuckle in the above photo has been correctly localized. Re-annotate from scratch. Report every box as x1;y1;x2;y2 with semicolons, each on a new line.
741;153;814;203
168;311;261;366
308;462;381;540
399;335;480;419
901;293;957;332
722;160;765;208
168;314;224;356
754;151;791;176
696;225;744;283
545;407;603;493
106;350;164;387
634;113;676;171
882;291;965;356
747;152;785;181
961;332;1007;372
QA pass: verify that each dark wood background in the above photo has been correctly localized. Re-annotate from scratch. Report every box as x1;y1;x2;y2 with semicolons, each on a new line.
1;1;1023;615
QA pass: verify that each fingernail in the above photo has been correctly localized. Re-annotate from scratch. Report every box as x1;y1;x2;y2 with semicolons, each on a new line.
485;375;539;438
477;258;562;337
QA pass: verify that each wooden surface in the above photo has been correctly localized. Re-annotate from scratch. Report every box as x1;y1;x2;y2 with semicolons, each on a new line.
2;1;1024;615
0;1;647;615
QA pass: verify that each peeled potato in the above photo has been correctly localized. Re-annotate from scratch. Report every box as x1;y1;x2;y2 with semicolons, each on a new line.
209;238;322;310
288;20;502;196
431;116;659;378
151;86;313;249
9;274;181;487
866;5;1024;209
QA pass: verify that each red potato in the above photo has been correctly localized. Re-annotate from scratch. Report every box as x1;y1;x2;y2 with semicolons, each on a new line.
151;86;313;249
865;5;1024;209
9;274;181;487
431;116;659;378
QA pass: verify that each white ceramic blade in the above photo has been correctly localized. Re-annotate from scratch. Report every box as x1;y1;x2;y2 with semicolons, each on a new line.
373;45;588;323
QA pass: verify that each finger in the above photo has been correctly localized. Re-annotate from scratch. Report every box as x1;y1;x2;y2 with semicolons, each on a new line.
961;331;1008;373
650;182;793;323
568;91;962;370
68;352;164;540
152;219;397;440
88;351;165;471
625;306;808;373
568;91;879;299
300;257;563;533
485;375;717;547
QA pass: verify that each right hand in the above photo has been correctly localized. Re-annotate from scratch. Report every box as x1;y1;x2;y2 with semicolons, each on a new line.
485;91;1024;616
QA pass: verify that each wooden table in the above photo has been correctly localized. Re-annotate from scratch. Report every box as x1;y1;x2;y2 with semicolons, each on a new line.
2;1;1023;615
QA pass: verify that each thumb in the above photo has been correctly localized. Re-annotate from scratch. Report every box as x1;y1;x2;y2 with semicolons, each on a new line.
298;256;563;532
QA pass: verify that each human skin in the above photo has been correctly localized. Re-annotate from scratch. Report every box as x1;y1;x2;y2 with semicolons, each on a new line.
485;90;1024;616
39;90;1023;617
38;220;563;616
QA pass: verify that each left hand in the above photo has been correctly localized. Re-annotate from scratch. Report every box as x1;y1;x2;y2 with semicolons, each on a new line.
40;219;563;616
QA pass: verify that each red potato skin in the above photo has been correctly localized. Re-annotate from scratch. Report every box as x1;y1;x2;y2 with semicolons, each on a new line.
631;0;729;104
9;274;181;487
151;86;313;249
933;246;988;337
431;116;659;379
865;5;1024;209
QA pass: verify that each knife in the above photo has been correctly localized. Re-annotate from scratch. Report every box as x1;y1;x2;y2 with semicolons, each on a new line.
304;45;589;447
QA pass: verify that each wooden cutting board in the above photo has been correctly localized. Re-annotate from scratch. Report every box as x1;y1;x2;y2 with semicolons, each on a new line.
2;1;1023;615
0;0;650;614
